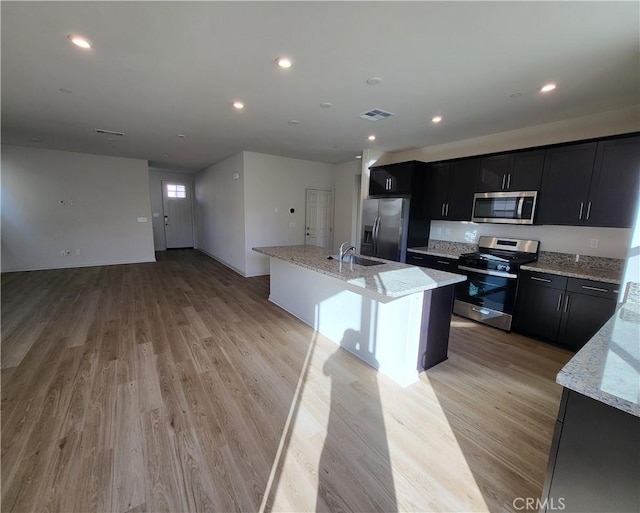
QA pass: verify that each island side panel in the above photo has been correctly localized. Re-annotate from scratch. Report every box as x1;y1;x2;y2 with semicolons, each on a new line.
418;284;455;370
267;257;424;387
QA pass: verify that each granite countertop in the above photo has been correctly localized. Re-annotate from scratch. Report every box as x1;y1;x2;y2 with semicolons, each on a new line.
407;247;465;260
557;299;640;417
253;245;466;299
520;261;622;284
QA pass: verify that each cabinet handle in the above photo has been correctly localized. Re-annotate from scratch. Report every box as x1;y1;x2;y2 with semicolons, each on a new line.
586;201;592;220
557;293;563;311
441;203;446;216
564;295;571;312
581;285;609;293
501;174;506;189
436;260;450;265
386;177;391;190
531;276;552;283
445;203;449;216
578;202;584;220
412;255;424;260
507;174;512;189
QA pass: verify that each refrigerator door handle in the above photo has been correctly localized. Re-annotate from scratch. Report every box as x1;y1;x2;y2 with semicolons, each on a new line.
373;216;381;254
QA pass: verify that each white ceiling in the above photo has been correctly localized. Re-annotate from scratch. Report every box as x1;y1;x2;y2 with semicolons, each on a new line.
2;1;639;172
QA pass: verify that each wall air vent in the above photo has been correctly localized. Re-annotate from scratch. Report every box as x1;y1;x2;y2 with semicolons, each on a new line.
358;108;395;122
94;128;125;137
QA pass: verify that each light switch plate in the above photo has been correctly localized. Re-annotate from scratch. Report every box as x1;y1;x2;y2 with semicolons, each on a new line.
137;217;148;223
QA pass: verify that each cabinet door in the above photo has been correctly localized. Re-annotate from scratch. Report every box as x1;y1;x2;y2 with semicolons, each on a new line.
586;136;640;228
512;283;564;341
387;163;413;195
369;168;390;196
424;162;451;219
536;142;597;225
477;155;510;192
560;293;616;351
448;159;480;220
509;149;545;191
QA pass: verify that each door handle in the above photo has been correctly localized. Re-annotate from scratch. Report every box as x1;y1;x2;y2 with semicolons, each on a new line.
164;215;169;226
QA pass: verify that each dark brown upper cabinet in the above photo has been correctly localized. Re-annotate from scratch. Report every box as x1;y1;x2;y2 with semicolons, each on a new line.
424;158;480;221
476;149;545;192
537;136;639;228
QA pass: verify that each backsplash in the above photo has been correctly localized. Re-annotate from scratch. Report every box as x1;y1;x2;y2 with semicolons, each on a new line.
429;220;631;259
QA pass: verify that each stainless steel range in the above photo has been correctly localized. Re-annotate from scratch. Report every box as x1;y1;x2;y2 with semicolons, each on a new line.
454;236;539;331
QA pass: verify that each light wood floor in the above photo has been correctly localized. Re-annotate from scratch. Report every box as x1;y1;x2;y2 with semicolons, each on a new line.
1;250;572;513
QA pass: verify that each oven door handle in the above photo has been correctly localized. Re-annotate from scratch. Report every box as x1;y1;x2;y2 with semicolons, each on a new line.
458;265;518;279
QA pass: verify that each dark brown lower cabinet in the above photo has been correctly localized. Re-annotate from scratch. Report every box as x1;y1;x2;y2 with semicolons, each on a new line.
513;271;618;351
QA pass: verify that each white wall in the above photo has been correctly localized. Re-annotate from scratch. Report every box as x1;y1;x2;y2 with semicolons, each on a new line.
148;168;196;251
243;151;334;276
376;106;640;166
370;106;639;259
429;221;630;259
332;160;361;247
195;152;246;275
1;145;155;272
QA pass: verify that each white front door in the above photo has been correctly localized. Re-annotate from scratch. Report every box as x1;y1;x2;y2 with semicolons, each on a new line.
305;189;334;249
162;180;194;249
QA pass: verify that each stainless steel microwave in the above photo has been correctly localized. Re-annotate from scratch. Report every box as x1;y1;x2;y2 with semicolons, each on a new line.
472;191;538;224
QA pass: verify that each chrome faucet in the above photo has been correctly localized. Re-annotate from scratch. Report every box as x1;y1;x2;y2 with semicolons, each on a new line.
338;241;357;272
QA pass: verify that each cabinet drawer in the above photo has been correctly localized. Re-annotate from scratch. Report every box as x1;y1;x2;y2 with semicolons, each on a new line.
519;271;568;290
406;253;458;271
567;278;619;300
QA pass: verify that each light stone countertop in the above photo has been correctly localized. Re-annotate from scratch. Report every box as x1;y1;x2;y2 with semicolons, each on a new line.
520;261;622;284
253;245;466;299
557;300;640;417
407;247;466;260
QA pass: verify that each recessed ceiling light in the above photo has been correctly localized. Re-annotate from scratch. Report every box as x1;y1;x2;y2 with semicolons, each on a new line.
368;135;376;141
432;116;442;123
276;57;292;69
366;77;383;86
233;101;244;110
320;102;333;108
67;34;92;49
540;83;557;93
177;133;186;138
288;120;299;125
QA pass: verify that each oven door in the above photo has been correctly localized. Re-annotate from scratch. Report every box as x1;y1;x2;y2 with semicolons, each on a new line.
454;266;519;330
456;266;518;314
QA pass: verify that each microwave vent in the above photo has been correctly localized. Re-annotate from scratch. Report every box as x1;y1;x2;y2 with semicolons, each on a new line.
358;108;395;122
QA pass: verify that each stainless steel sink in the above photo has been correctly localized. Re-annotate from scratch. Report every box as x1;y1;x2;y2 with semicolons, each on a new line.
328;255;384;267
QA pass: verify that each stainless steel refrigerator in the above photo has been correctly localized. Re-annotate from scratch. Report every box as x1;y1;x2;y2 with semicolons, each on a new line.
360;198;410;262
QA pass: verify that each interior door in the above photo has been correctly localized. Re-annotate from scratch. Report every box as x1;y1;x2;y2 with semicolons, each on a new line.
162;180;194;249
305;189;334;248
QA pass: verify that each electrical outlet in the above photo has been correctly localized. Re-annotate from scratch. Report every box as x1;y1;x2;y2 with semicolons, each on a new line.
590;239;599;248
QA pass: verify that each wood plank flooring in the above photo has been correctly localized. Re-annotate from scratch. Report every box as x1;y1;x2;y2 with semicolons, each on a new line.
1;250;572;512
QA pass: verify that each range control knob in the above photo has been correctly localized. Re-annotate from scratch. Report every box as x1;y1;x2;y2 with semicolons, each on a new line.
497;263;510;272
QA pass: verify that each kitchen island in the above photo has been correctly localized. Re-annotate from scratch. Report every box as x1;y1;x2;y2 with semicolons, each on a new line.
540;284;639;512
252;245;466;387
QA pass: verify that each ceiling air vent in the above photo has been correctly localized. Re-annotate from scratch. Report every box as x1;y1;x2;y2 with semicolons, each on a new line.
94;128;125;137
358;108;395;122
